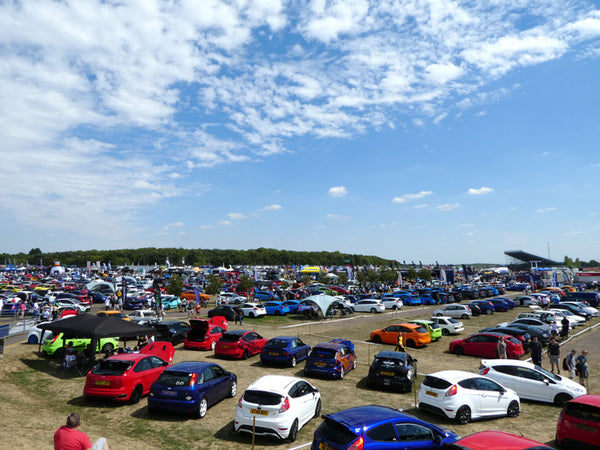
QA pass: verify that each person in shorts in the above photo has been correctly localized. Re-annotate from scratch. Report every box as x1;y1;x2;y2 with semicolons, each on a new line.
566;349;577;380
54;412;109;450
548;337;560;374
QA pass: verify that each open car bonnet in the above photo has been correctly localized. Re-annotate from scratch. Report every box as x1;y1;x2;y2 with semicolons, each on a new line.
140;341;175;363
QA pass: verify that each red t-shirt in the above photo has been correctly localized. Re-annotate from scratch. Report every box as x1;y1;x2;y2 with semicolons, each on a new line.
54;426;92;450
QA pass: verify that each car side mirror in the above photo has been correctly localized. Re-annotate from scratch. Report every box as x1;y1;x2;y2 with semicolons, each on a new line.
413;359;418;363
544;379;549;386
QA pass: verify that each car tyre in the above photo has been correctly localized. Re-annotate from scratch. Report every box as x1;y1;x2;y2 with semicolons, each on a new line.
486;309;493;315
442;329;450;336
210;340;216;351
287;419;298;443
353;358;357;369
369;308;376;313
507;400;519;418
436;313;443;317
55;348;66;359
101;343;114;354
456;405;471;424
372;335;382;344
290;356;297;367
453;346;465;355
249;313;255;318
554;393;572;407
195;397;208;419
314;399;322;418
339;367;345;379
130;385;143;404
406;339;415;348
461;314;469;319
28;335;38;345
229;381;237;398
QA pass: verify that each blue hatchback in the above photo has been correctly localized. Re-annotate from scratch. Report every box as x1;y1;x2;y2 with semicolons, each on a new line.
311;405;459;449
148;361;237;418
260;336;311;367
263;301;291;316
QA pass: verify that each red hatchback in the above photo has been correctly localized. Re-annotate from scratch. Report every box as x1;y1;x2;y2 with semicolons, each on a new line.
449;332;524;359
184;317;228;351
444;430;553;449
83;341;175;404
214;330;267;359
556;394;600;449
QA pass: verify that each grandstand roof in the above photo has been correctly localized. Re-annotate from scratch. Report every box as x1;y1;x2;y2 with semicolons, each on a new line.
504;250;560;268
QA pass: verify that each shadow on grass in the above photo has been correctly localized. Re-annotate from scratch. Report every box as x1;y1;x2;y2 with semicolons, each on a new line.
66;395;127;409
214;420;286;447
20;356;87;380
131;405;193;422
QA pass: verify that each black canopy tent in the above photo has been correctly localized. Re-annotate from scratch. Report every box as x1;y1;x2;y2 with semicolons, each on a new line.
38;313;156;361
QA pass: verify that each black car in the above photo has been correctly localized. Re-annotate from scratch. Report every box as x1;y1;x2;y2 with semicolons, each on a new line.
553;302;593;320
466;302;482;316
367;350;417;393
151;321;190;345
504;322;550;345
479;326;531;352
207;305;237;321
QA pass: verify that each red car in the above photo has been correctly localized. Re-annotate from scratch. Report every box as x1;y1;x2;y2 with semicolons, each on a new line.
445;431;553;449
214;330;267;359
184;317;228;351
83;341;175;403
449;332;524;359
556;394;600;449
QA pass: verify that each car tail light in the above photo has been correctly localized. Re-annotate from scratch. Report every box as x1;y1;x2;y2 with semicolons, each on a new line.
190;373;199;386
282;351;289;357
481;367;490;375
445;384;458;396
237;397;243;408
348;435;364;450
279;397;290;413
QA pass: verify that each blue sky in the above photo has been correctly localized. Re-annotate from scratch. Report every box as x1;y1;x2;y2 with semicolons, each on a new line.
2;0;600;264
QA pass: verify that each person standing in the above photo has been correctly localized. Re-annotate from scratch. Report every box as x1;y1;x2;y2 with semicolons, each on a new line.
530;336;543;367
566;349;577;380
560;316;570;339
550;321;559;339
54;412;109;450
576;350;589;387
548;337;560;374
497;337;507;359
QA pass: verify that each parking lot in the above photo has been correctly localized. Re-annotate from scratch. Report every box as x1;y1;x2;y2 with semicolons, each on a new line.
1;298;598;449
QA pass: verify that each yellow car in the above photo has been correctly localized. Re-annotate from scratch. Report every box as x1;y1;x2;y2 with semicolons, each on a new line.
96;311;130;321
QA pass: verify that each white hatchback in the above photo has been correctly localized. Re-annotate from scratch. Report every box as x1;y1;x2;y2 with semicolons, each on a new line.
351;299;386;313
239;302;267;318
417;370;520;424
429;316;464;335
479;359;586;406
380;298;404;310
234;375;321;442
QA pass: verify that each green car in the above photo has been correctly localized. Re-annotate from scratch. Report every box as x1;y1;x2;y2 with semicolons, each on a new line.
408;319;442;342
42;333;119;358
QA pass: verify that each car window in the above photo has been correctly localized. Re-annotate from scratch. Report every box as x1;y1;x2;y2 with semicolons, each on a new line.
366;422;397;441
395;423;434;442
202;367;214;382
565;403;600;423
150;356;165;369
458;378;478;390
493;365;518;376
134;357;153;373
386;326;399;332
516;367;545;381
212;365;226;378
474;378;503;392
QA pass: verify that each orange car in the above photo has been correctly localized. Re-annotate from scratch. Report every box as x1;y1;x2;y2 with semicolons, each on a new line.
370;323;431;348
180;290;210;304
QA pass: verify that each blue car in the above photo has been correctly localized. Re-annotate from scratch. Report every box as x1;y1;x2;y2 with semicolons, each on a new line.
311;405;459;450
470;300;495;315
305;339;357;379
260;336;311;367
419;295;438;305
494;296;515;309
398;294;422;306
253;290;277;301
161;295;182;310
489;298;510;312
148;361;237;418
281;300;301;313
263;301;290;316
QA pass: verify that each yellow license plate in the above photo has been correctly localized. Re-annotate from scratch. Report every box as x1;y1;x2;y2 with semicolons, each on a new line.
95;380;110;386
574;423;596;432
425;390;438;397
381;371;394;376
315;362;326;366
319;443;333;450
269;352;278;356
250;409;269;416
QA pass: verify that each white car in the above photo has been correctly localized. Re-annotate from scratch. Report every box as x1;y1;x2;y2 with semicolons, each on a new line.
429;316;464;335
219;292;247;305
55;298;90;312
514;296;539;306
351;299;386;313
380;298;404;310
128;309;158;324
562;301;599;317
432;304;472;319
234;375;321;442
239;302;267;318
417;370;520;424
26;320;55;344
549;308;586;326
479;359;586;406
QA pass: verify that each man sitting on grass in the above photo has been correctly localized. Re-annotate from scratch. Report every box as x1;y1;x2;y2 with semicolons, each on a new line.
54;412;109;450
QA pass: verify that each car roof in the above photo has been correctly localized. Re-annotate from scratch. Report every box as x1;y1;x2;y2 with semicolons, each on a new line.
324;405;410;428
481;358;537;368
425;370;481;382
408;319;432;325
268;336;297;342
374;350;408;360
105;353;149;362
246;375;305;393
165;361;215;373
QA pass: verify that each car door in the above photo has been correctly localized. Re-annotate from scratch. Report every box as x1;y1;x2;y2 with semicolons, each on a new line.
243;332;264;355
289;381;316;427
512;366;550;401
364;421;438;449
473;377;510;416
380;325;400;344
133;357;156;393
210;365;230;401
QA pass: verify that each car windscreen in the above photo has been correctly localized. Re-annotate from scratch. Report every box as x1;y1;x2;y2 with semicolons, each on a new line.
422;375;451;389
415;326;428;334
564;403;600;423
243;390;283;405
220;333;242;342
157;371;193;387
316;417;358;445
264;339;288;349
310;348;337;359
374;357;405;368
92;360;134;376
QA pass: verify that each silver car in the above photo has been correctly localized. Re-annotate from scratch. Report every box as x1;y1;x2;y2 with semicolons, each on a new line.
432;304;472;319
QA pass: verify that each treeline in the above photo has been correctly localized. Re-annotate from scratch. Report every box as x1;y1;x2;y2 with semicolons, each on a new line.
2;247;396;268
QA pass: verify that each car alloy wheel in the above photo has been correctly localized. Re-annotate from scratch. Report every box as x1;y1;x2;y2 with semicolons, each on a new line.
339;367;345;379
286;419;298;442
456;405;471;424
229;381;237;397
507;400;519;417
130;385;143;404
196;397;208;419
290;356;297;368
314;399;322;418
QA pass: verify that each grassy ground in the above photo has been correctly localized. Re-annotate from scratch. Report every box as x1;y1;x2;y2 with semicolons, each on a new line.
1;301;598;449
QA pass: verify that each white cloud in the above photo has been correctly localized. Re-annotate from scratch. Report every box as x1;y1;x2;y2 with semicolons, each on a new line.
217;220;232;226
259;204;282;211
436;203;460;212
536;207;557;213
326;214;351;221
164;222;184;229
467;187;494;195
329;186;348;197
227;213;246;220
393;191;433;203
425;62;463;84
